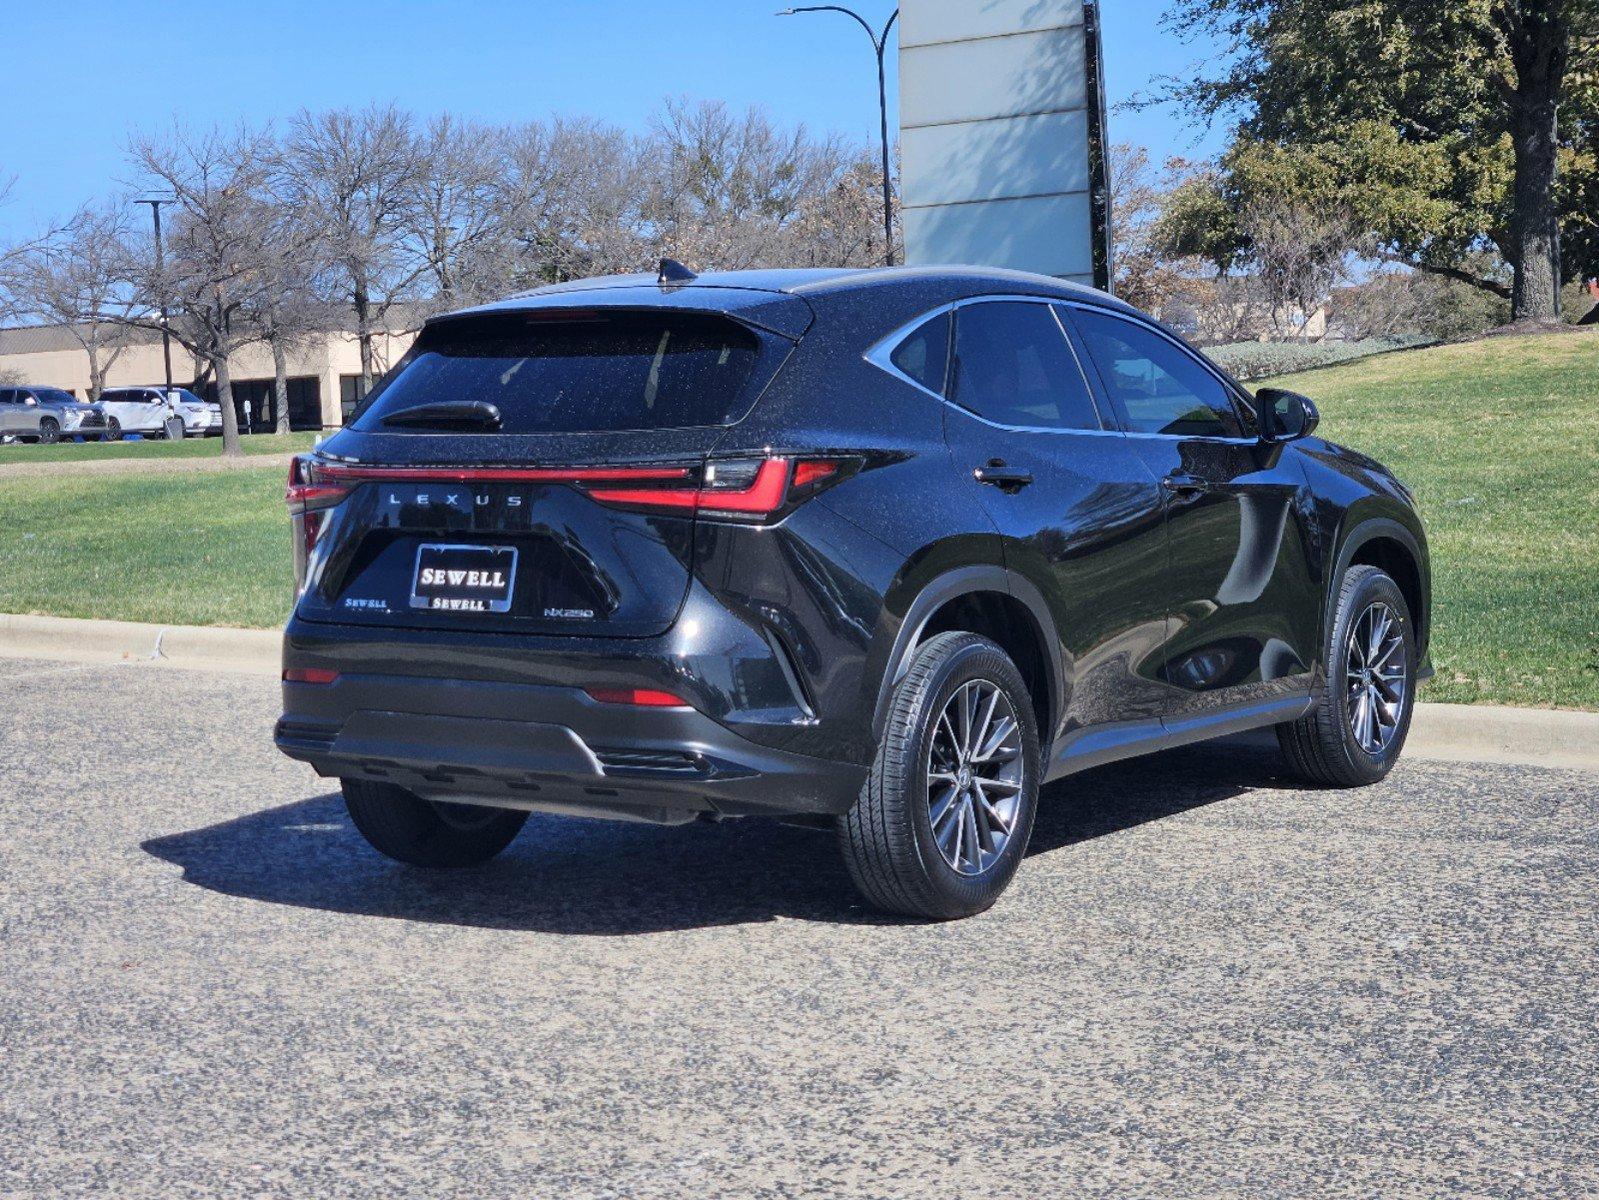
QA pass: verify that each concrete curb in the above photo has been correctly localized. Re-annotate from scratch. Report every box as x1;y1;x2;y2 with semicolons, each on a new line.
1;612;1594;772
0;613;280;676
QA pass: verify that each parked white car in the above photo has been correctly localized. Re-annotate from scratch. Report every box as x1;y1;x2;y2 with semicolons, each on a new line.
95;387;223;439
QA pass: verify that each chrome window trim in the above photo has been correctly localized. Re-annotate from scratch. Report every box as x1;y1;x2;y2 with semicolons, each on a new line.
863;294;1112;436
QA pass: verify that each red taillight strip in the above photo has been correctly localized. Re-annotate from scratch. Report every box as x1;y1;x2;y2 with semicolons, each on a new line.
311;464;693;485
586;458;792;515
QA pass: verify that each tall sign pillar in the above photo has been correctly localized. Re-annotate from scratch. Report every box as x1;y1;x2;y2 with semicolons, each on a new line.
899;0;1111;291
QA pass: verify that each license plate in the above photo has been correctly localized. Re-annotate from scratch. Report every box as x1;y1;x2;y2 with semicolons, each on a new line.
410;544;518;612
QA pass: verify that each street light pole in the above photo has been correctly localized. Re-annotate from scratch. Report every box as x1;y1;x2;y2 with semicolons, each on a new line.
778;6;899;267
135;198;175;393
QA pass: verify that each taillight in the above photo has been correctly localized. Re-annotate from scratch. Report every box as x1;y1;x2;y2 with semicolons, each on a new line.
286;456;353;512
584;456;849;522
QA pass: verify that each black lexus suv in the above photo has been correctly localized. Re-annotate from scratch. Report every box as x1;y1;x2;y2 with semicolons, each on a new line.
277;264;1431;919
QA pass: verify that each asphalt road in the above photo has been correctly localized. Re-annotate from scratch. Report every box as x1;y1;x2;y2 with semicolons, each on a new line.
2;656;1595;1199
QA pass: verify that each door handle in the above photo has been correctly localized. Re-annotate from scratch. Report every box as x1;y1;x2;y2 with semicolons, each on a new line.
975;465;1034;492
1161;473;1212;496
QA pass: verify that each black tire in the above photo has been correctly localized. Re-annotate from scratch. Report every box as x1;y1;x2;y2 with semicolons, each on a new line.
342;778;529;867
104;417;121;442
839;632;1041;920
37;417;59;445
1277;565;1417;787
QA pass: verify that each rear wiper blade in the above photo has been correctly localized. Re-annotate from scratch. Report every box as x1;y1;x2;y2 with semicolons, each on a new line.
381;401;503;431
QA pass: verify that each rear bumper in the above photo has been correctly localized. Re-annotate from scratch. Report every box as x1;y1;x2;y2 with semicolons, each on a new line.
277;670;867;823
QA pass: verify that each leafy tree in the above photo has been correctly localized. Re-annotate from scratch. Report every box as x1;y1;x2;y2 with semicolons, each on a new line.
1158;0;1599;322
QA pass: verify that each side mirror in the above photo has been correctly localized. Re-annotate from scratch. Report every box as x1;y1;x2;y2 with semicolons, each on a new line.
1256;388;1320;442
23;396;37;407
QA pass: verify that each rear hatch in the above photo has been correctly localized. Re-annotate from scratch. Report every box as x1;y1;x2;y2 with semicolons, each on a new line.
292;298;804;638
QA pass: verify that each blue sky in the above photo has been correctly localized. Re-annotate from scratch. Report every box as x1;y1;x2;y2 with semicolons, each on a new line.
0;0;1227;243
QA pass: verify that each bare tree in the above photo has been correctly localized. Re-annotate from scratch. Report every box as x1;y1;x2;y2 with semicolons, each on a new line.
127;126;282;455
1237;199;1364;340
8;206;141;399
643;99;858;270
240;199;331;434
498;116;650;287
400;115;508;313
1108;145;1193;313
283;105;425;393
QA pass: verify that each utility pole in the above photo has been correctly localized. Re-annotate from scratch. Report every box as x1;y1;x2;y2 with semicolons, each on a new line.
135;197;175;393
778;6;899;267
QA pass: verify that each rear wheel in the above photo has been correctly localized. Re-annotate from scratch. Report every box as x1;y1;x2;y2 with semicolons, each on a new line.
1277;565;1417;787
37;417;59;445
839;632;1041;920
342;778;528;867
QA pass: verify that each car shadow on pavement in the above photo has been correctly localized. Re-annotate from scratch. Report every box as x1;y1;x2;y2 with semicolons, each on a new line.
141;740;1287;935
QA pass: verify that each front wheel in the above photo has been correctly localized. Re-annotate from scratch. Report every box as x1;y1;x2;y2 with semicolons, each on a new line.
37;417;59;445
342;779;529;867
839;632;1041;920
1277;565;1417;787
104;417;122;442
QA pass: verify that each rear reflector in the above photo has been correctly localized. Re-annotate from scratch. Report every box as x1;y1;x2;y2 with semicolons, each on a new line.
283;668;340;685
585;687;692;708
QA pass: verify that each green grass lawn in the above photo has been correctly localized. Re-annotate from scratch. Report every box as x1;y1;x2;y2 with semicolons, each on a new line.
0;431;320;465
1265;329;1599;709
2;331;1594;708
0;467;294;629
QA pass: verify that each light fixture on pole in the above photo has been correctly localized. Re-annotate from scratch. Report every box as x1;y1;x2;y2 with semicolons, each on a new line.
777;6;899;267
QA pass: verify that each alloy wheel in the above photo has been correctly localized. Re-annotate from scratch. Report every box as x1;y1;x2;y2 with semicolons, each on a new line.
926;679;1025;876
1344;601;1407;754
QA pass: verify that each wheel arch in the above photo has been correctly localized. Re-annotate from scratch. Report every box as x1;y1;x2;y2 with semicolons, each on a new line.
1330;518;1430;657
870;564;1062;757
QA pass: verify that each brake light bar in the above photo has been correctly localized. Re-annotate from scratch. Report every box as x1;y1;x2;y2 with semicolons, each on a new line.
307;464;693;486
284;454;852;524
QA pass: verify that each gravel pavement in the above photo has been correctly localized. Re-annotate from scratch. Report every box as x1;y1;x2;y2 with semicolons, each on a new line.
2;657;1595;1199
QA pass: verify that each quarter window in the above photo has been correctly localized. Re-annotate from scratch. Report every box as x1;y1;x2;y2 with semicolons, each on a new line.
951;301;1101;431
1072;309;1241;438
889;311;950;395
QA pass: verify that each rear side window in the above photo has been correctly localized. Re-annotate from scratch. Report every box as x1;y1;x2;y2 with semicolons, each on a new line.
354;311;765;434
890;311;950;394
951;301;1102;431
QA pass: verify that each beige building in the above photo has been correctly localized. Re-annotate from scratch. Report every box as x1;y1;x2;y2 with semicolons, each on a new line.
0;319;419;431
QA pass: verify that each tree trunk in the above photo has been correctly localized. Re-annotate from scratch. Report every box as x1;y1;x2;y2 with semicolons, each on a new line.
354;282;375;395
87;352;104;402
1509;94;1563;321
1505;4;1569;323
215;352;242;457
271;336;291;435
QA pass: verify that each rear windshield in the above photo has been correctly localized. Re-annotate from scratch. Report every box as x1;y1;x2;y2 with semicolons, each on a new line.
353;311;764;434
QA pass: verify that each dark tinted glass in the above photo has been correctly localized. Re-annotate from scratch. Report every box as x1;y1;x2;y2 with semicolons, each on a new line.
354;311;763;434
0;390;13;404
952;301;1100;430
890;311;950;394
1072;309;1240;437
35;387;77;405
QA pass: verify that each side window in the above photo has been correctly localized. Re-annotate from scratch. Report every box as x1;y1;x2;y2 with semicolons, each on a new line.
950;301;1101;431
889;311;950;395
1072;309;1241;438
0;390;13;404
